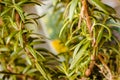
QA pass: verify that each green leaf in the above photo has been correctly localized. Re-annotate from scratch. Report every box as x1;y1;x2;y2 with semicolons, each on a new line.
14;4;25;22
26;68;38;74
69;0;79;21
26;55;32;65
73;38;87;59
6;31;18;44
9;16;18;30
95;23;112;42
90;0;116;14
28;33;44;39
57;62;69;77
9;48;23;64
96;27;104;46
35;62;52;80
36;51;45;61
30;41;45;46
22;66;31;74
109;47;120;55
65;35;81;46
0;8;12;16
0;47;9;51
17;0;28;5
11;48;23;57
59;20;69;37
26;45;37;59
19;30;23;48
70;41;90;69
14;40;18;52
24;1;43;6
68;70;77;79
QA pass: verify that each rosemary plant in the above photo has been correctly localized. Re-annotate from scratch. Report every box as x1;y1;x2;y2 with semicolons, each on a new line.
0;0;59;80
50;0;120;80
0;0;120;80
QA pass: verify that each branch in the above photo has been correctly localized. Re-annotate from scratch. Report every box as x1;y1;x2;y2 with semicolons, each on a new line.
0;17;3;26
98;54;113;80
82;0;92;33
94;62;109;80
0;71;24;76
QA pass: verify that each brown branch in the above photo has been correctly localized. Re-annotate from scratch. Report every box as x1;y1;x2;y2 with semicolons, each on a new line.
82;0;92;33
94;62;109;80
0;71;24;76
15;12;20;29
81;0;96;46
85;60;95;77
15;12;24;30
0;17;3;26
98;54;113;80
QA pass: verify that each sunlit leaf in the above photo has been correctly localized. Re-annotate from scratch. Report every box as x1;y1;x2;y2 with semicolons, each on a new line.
70;41;90;69
35;62;52;80
96;27;104;46
6;31;18;44
26;68;38;74
59;20;69;37
0;47;9;51
90;0;116;14
26;45;37;59
24;1;43;6
9;16;18;30
26;55;32;65
14;4;25;22
69;0;79;21
19;30;23;48
73;38;87;59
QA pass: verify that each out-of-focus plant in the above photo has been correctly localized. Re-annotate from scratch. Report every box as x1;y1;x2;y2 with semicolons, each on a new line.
43;0;68;54
0;0;60;80
48;0;120;80
1;0;120;80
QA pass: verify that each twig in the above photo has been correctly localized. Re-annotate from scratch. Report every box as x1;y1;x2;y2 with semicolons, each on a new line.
94;62;109;80
98;54;113;80
0;71;24;76
81;0;96;46
15;12;20;29
82;0;92;33
0;17;3;25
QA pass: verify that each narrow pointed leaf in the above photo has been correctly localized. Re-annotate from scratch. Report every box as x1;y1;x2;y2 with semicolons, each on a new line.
19;30;23;48
26;45;37;59
0;47;9;51
70;41;90;69
6;31;18;44
90;0;116;14
69;0;79;21
73;39;87;59
26;55;32;65
35;62;51;80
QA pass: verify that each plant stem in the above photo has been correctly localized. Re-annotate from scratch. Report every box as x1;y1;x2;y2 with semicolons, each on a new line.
82;0;92;33
98;54;113;80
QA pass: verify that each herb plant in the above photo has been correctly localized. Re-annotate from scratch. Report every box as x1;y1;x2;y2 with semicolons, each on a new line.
0;0;120;80
0;0;59;80
50;0;120;80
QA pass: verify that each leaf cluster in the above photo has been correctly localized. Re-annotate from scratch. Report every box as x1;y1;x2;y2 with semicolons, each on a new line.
55;0;120;80
0;0;60;80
